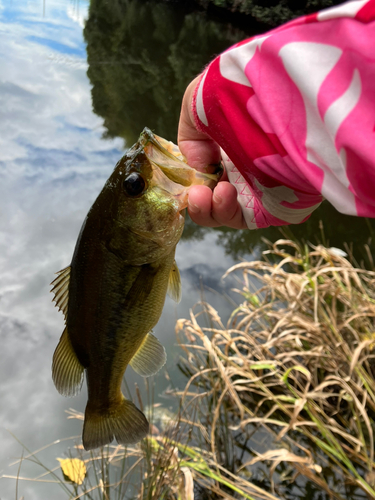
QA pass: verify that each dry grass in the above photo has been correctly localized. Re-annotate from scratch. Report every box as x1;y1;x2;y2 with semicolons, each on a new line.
4;405;280;500
176;239;375;499
5;239;375;499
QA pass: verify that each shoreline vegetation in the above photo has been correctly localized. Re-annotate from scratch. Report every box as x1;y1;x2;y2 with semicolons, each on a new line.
5;238;375;499
191;0;344;26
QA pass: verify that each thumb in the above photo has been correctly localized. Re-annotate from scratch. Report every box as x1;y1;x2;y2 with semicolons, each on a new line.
178;76;221;172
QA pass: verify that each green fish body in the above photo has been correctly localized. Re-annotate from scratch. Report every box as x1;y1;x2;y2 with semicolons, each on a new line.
51;128;221;450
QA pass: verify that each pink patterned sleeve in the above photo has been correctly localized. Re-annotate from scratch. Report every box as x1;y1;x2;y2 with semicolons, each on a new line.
192;0;375;229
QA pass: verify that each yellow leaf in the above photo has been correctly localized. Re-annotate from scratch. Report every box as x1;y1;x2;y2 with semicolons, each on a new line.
57;458;86;485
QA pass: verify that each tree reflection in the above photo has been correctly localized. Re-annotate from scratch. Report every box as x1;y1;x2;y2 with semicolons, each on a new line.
84;0;375;261
184;202;375;266
84;0;250;146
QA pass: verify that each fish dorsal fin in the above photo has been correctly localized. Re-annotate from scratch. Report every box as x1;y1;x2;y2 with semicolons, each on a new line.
130;332;166;377
167;260;181;303
52;327;84;397
51;266;71;320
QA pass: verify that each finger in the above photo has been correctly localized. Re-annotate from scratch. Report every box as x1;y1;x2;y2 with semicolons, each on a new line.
211;182;247;229
188;185;221;227
187;184;248;229
179;138;221;172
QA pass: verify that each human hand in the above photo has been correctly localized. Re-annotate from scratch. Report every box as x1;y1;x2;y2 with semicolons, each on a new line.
178;76;247;229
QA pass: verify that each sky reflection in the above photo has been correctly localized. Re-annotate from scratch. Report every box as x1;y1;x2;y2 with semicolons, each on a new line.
0;1;248;498
0;1;121;497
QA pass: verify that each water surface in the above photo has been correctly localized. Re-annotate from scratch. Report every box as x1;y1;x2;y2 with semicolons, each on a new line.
0;1;374;498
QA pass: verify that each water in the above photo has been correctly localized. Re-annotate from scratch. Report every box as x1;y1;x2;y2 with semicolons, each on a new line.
0;1;374;498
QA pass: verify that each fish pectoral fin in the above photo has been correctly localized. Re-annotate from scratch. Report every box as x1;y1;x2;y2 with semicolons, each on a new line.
167;260;182;303
52;328;84;397
51;266;71;320
82;396;149;450
130;332;166;377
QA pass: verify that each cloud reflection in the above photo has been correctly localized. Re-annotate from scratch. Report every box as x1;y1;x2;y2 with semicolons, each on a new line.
0;1;122;497
0;2;246;498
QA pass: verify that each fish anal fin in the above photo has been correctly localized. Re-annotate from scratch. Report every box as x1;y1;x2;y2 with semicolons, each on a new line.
82;396;149;450
51;266;71;319
52;328;84;397
167;260;181;303
130;332;166;377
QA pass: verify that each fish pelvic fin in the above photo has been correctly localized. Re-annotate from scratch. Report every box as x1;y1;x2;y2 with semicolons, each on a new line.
130;332;166;377
52;328;84;397
82;396;149;450
51;266;71;320
167;260;181;303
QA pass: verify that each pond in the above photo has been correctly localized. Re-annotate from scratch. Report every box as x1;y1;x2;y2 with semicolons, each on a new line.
0;0;374;498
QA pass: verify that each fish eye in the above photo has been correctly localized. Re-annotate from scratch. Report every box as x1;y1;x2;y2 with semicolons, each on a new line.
123;173;146;197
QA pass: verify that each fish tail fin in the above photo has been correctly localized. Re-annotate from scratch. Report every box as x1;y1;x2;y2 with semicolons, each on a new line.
82;396;149;450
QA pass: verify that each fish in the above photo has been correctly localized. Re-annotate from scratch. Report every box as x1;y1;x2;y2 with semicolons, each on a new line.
51;128;222;451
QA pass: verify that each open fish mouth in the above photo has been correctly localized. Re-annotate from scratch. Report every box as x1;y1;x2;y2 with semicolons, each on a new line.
140;127;223;190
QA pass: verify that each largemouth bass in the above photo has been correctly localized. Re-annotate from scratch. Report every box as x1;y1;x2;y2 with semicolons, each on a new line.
51;128;222;451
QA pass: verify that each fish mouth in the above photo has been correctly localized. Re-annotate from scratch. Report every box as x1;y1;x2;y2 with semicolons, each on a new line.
149;166;190;212
140;127;223;190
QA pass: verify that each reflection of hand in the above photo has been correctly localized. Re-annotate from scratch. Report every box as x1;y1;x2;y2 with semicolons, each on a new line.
178;76;247;229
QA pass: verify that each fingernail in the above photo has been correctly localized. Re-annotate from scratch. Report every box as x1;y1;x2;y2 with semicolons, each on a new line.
188;201;200;214
213;192;222;205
